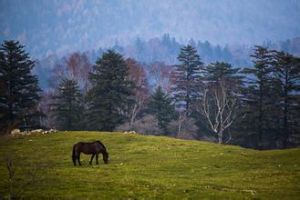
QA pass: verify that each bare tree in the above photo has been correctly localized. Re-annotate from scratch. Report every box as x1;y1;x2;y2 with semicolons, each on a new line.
66;52;92;93
198;80;238;143
168;111;198;139
126;58;149;129
49;52;92;93
116;114;162;135
149;62;173;92
177;111;187;137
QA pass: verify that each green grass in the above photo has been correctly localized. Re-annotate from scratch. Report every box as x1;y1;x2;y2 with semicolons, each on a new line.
0;131;299;199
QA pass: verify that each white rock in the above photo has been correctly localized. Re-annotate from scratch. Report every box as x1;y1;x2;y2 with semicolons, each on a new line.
31;129;43;133
49;129;58;133
20;132;26;136
124;131;136;134
11;129;21;135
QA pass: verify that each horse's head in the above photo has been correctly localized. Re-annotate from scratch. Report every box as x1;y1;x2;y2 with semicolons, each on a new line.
103;151;109;164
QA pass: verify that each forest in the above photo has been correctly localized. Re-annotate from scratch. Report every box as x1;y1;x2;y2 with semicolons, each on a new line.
1;1;300;199
1;39;299;150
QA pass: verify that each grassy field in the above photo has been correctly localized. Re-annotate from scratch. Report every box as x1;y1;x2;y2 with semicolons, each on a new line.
0;131;299;199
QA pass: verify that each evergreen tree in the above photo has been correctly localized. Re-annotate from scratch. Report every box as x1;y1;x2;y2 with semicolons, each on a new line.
242;46;276;148
0;40;40;133
87;50;134;131
205;62;242;85
148;86;176;134
172;45;203;115
273;51;300;147
50;78;83;130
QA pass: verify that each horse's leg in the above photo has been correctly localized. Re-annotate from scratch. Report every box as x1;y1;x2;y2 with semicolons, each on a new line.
78;153;82;166
89;154;95;165
72;154;77;166
72;146;77;166
96;153;99;165
73;152;79;166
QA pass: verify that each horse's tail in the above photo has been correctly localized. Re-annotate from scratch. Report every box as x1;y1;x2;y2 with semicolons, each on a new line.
72;144;77;166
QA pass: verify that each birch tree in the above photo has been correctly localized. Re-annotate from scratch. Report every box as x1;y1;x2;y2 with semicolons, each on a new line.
200;80;238;143
198;62;242;143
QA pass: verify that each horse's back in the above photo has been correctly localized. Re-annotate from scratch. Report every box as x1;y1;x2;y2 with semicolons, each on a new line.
73;141;106;154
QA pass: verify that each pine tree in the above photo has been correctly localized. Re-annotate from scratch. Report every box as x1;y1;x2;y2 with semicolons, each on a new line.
148;86;176;134
0;40;40;133
273;51;300;147
172;45;203;115
242;46;276;148
50;78;83;130
206;62;240;82
87;50;134;131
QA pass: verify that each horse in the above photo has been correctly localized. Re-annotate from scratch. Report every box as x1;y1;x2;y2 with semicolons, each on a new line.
72;140;109;166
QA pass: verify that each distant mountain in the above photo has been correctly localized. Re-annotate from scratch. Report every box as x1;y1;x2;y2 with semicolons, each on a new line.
2;0;300;58
34;35;300;89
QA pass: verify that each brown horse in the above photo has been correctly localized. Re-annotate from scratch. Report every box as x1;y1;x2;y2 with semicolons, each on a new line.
72;141;109;166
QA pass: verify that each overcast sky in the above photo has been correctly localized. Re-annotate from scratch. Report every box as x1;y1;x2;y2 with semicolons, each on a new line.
1;0;299;58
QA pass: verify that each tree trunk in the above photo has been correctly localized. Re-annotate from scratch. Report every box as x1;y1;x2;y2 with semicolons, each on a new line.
177;112;186;137
257;82;264;149
283;72;289;148
217;130;223;144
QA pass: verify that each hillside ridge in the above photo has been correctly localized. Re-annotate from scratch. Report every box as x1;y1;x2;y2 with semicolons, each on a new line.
0;131;299;199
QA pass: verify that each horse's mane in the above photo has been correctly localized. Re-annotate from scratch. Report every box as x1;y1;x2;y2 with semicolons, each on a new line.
96;140;107;151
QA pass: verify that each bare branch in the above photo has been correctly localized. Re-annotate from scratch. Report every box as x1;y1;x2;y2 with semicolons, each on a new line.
198;79;239;143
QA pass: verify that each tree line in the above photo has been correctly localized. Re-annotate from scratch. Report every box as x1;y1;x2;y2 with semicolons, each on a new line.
0;40;299;149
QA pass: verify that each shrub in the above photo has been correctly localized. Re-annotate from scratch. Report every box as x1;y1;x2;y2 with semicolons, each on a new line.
116;115;163;135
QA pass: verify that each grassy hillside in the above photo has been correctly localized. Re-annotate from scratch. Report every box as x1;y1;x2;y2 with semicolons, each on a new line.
0;132;299;199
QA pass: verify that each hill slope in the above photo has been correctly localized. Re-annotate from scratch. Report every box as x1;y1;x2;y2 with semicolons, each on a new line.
0;132;299;199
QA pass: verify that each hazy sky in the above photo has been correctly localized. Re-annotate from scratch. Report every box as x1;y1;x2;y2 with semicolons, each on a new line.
1;0;299;58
